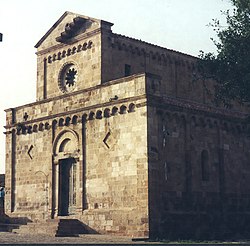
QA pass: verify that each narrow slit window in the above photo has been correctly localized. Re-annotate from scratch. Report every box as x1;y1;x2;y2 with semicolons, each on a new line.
125;64;131;77
201;150;209;181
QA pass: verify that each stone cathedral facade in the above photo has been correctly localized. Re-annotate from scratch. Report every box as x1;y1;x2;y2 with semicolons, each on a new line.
4;12;250;239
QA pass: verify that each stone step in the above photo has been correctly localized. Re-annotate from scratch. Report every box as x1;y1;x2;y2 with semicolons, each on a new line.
6;217;31;224
12;222;58;235
56;219;89;237
0;215;30;232
0;223;20;232
13;219;90;237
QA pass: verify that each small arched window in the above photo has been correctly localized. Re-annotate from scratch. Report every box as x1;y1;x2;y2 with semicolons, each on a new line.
201;150;209;181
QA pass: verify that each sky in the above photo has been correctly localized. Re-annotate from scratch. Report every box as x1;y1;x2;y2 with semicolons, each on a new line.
0;0;233;173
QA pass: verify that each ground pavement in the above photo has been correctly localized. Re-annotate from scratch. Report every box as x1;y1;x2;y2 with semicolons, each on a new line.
0;232;249;245
0;232;155;245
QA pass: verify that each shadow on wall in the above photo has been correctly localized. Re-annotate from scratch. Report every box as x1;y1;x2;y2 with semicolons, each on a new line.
151;192;250;241
0;215;32;232
0;174;4;216
158;212;250;241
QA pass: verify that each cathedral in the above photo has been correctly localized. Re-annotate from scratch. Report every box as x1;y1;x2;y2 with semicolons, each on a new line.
4;12;250;239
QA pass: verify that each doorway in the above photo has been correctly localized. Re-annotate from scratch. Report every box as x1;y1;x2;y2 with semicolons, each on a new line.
58;158;77;216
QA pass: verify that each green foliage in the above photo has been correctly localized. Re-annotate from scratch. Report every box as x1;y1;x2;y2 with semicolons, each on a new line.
199;0;250;106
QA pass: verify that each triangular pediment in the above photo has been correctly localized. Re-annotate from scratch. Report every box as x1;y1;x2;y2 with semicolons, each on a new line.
35;11;113;50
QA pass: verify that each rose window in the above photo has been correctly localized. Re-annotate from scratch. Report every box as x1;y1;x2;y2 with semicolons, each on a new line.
59;63;78;93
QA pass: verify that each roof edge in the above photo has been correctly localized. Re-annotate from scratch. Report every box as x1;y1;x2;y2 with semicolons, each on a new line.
34;11;113;49
113;32;199;60
35;11;69;48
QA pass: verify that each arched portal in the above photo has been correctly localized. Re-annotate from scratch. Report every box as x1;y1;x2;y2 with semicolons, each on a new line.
52;129;80;217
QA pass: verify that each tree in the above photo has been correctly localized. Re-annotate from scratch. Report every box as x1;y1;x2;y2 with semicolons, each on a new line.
199;0;250;106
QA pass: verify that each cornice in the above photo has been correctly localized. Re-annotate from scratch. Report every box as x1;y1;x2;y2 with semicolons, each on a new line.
21;95;145;126
148;94;248;122
36;28;101;56
5;73;146;113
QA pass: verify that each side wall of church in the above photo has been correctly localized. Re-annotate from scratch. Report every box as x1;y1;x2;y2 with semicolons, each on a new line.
101;33;214;107
101;33;249;114
147;104;250;239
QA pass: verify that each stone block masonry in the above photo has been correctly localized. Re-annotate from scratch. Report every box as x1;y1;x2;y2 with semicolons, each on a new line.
4;11;250;240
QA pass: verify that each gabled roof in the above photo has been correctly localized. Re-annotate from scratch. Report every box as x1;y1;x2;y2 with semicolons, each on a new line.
35;11;69;48
35;11;113;48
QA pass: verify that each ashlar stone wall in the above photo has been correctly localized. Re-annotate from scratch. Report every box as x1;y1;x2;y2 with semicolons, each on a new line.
5;74;149;237
101;32;212;106
79;104;148;237
5;11;250;239
147;103;250;239
101;31;248;114
36;12;113;101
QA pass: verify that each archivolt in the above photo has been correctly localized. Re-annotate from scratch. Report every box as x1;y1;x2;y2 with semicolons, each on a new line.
53;129;79;156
